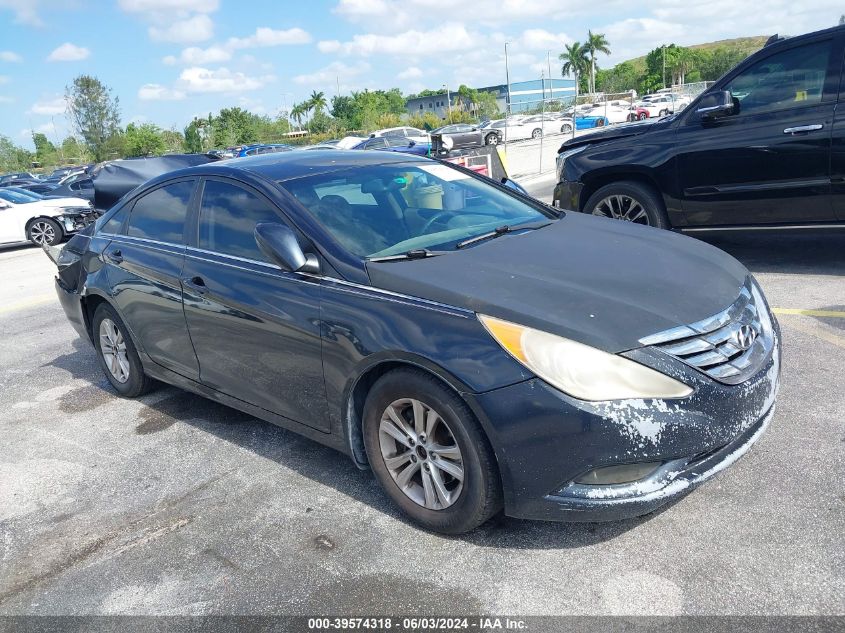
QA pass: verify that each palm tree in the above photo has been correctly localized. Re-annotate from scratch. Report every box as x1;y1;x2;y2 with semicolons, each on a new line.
560;41;589;100
309;90;327;114
585;31;611;95
290;103;306;130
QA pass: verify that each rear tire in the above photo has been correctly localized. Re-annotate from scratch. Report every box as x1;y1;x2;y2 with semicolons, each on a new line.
27;218;62;246
363;368;502;534
531;128;542;139
583;181;670;229
560;123;573;134
92;304;154;398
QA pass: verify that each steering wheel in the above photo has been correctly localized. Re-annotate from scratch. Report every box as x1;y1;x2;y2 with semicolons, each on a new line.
420;210;453;234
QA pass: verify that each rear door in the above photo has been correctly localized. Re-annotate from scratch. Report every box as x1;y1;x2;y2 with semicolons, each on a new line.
181;177;329;431
674;35;841;226
104;179;200;380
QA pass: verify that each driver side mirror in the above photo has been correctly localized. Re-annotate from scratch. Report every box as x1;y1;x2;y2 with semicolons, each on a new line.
696;90;736;120
500;178;529;196
254;223;320;274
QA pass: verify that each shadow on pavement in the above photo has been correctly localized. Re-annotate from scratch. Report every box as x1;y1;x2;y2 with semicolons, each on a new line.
696;231;845;276
44;343;661;550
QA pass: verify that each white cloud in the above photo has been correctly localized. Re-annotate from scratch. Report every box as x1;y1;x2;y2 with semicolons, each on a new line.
318;40;342;53
176;66;274;93
47;43;90;62
29;96;66;115
163;45;231;65
227;27;312;49
329;24;478;56
293;61;370;85
397;66;423;80
0;51;22;62
138;83;187;100
518;29;571;51
0;0;44;26
0;96;13;104
118;0;219;12
149;14;214;43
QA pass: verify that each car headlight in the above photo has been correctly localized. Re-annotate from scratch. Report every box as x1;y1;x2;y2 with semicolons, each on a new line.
555;145;585;181
479;315;693;401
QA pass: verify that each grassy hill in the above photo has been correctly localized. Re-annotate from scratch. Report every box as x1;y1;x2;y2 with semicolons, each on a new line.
625;36;770;74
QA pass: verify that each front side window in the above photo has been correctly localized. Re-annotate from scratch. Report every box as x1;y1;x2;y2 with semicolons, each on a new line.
126;180;193;243
198;180;284;262
281;162;552;258
726;40;832;115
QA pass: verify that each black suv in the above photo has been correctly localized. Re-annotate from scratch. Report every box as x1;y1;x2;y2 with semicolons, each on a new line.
554;25;845;231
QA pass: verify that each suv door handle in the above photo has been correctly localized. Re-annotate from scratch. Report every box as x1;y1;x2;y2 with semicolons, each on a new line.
783;124;824;134
182;276;207;294
106;249;123;264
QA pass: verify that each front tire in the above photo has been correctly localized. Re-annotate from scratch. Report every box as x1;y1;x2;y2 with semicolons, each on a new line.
485;133;498;146
363;369;502;534
561;123;573;134
92;304;154;397
531;128;542;139
27;218;62;246
583;181;670;229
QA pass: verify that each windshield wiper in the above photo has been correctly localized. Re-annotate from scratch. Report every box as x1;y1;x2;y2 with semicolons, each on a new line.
455;221;551;249
367;248;443;263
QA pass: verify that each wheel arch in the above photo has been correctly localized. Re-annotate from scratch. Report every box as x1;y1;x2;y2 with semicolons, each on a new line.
342;355;499;473
580;170;665;213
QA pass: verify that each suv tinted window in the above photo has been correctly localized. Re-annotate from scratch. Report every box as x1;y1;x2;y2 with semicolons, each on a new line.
727;40;832;115
126;180;193;243
101;205;128;234
198;180;283;262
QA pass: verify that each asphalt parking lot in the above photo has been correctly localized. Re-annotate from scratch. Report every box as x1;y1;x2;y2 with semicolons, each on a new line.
0;225;843;616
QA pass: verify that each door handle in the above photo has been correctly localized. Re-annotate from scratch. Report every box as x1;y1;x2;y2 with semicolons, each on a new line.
783;124;824;134
106;249;123;264
182;276;207;294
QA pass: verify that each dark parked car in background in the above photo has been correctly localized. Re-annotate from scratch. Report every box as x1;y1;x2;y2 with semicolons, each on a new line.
351;136;430;155
49;151;780;533
48;173;95;204
17;182;58;195
554;25;845;230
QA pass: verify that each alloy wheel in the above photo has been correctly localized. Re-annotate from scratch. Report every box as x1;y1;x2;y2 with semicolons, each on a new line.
30;221;56;245
592;194;650;224
99;318;130;383
378;398;464;510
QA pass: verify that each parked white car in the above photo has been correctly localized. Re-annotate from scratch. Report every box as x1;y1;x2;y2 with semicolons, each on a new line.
371;126;429;144
637;94;691;117
521;115;564;137
0;188;94;246
582;104;632;124
487;119;536;141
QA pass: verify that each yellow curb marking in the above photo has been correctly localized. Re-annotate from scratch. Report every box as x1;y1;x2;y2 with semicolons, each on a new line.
773;308;845;318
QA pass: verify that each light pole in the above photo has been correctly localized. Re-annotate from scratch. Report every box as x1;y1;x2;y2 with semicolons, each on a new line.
443;83;452;120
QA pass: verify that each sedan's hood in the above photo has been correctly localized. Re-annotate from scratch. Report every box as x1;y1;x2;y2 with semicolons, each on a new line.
38;197;91;209
559;117;669;151
366;213;748;353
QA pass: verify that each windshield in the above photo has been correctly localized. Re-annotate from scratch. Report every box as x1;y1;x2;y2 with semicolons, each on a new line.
0;189;36;204
280;162;552;258
6;187;43;199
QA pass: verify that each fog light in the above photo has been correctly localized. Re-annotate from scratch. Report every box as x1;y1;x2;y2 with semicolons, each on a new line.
575;462;663;485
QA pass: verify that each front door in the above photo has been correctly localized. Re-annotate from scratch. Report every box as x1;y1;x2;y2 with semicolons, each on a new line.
104;179;200;380
674;35;840;226
181;178;329;432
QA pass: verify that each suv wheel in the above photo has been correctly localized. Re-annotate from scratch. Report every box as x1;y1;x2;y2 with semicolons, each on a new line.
583;181;670;229
485;133;499;146
363;368;502;534
27;218;62;246
92;304;154;397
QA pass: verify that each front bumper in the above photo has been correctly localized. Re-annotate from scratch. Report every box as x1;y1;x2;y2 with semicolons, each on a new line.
466;331;780;522
553;179;583;210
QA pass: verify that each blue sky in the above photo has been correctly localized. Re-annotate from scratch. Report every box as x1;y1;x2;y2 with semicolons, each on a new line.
0;0;839;148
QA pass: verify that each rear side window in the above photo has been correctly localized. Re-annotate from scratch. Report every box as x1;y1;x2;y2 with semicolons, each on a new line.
100;206;128;235
126;180;194;243
198;180;283;262
727;40;832;115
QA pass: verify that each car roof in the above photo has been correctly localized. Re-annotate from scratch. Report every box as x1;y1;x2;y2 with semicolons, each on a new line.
154;149;432;184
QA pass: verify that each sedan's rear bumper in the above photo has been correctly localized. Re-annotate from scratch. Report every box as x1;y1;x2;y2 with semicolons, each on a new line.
54;277;88;340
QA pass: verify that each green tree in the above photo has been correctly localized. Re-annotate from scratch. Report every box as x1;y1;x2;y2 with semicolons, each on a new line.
160;129;184;154
290;103;307;129
560;41;589;100
585;31;611;95
0;135;33;172
212;107;260;146
32;132;57;165
595;61;638;93
124;123;166;157
183;119;205;153
65;75;121;161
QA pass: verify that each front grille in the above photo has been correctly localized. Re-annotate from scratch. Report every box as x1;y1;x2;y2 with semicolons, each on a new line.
639;279;774;385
